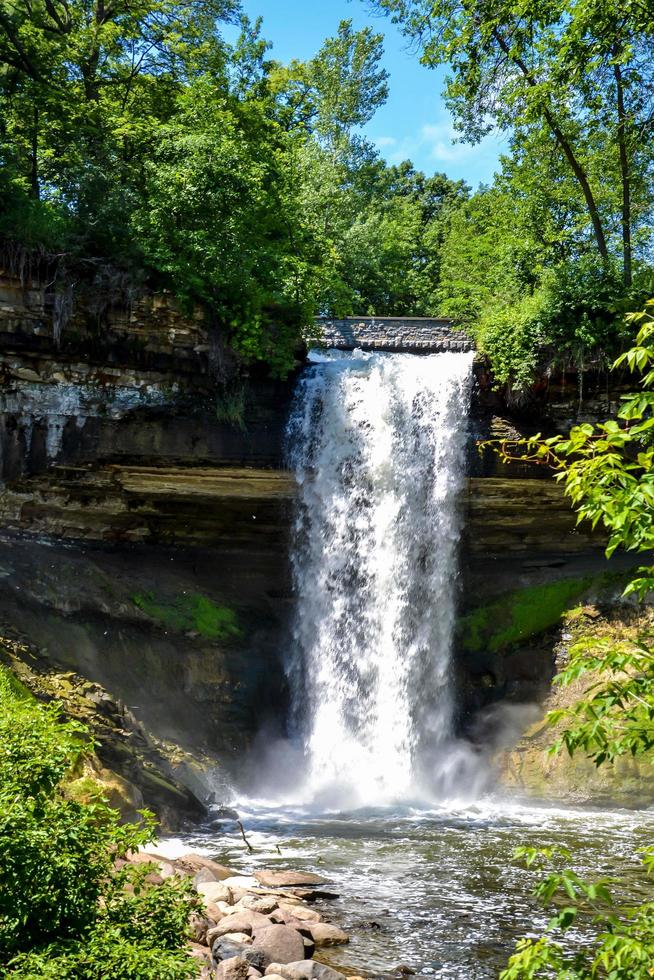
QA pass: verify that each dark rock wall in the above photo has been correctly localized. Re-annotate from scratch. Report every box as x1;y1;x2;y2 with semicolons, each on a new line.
0;267;632;805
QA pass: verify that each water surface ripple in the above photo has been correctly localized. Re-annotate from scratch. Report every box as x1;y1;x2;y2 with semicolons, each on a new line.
158;798;654;978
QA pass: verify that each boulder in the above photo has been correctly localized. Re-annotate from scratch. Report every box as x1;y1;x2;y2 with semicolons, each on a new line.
307;923;349;947
211;937;250;963
175;853;236;881
195;867;219;886
126;851;176;878
279;917;312;939
212;938;269;974
215;957;250;980
254;871;326;888
278;903;321;924
189;913;216;944
189;942;212;965
221;933;254;946
264;963;346;980
251;925;305;966
198;881;234;905
223;875;259;889
239;895;279;915
210;910;273;941
205;901;226;922
248;971;263;980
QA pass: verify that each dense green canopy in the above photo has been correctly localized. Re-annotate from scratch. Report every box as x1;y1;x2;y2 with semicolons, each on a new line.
1;0;653;381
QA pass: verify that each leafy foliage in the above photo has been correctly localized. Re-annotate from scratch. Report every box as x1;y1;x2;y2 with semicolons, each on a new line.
0;667;197;978
489;300;654;977
372;0;654;386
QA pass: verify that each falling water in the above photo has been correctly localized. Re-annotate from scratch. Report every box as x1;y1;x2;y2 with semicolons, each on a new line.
286;348;475;805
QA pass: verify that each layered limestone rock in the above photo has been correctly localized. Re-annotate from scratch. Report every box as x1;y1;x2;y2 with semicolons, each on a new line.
496;607;654;806
0;260;640;814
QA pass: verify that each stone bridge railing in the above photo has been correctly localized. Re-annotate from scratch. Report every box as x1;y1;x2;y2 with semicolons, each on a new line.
312;316;475;353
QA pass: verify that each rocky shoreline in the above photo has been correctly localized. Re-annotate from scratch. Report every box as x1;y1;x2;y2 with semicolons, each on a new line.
125;852;370;980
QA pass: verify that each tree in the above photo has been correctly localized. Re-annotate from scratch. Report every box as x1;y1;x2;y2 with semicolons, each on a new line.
370;0;654;286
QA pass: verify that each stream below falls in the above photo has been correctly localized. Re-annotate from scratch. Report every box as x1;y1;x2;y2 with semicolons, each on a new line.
158;798;654;979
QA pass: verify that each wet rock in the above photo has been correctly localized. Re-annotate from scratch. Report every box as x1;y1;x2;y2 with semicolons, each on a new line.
264;962;346;980
176;853;236;881
293;890;339;901
252;925;306;965
307;923;349;947
255;871;326;888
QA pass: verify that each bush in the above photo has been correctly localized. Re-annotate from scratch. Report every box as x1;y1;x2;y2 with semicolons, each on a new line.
476;290;547;389
0;667;197;979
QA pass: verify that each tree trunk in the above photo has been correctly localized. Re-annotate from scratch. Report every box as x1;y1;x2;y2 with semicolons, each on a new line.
493;28;610;263
30;107;39;200
614;59;632;287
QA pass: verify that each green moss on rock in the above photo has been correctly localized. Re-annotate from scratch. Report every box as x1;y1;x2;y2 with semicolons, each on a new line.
131;591;241;641
459;573;627;655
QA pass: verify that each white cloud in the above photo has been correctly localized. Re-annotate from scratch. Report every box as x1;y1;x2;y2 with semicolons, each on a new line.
375;135;398;148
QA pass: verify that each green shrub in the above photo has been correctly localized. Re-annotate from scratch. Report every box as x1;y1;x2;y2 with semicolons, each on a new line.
0;667;197;978
476;290;547;389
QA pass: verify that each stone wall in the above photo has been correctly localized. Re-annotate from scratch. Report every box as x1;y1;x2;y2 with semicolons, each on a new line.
314;316;475;353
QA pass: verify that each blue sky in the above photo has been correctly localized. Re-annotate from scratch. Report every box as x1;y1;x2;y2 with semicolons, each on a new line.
230;0;507;189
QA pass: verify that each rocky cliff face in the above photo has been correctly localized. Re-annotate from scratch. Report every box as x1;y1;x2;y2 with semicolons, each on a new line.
0;264;633;814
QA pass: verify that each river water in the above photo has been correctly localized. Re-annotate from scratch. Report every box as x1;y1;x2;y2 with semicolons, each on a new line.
160;349;653;976
158;797;654;978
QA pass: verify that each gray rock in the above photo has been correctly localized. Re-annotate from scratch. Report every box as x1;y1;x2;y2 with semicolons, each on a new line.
252;925;305;965
264;963;346;980
243;948;271;973
212;937;250;963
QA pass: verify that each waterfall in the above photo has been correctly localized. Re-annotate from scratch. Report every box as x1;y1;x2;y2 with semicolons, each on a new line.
286;349;475;806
